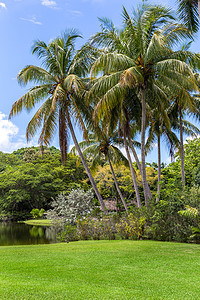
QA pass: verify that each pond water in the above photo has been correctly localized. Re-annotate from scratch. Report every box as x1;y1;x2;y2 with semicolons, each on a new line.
0;222;58;246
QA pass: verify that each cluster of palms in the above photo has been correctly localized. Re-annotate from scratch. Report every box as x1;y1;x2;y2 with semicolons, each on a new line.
10;4;200;214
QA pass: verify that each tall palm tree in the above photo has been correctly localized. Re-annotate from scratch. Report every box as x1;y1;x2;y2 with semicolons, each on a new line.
89;4;198;206
9;30;107;213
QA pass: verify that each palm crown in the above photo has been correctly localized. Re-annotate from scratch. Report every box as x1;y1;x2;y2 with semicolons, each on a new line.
9;30;95;164
89;4;199;205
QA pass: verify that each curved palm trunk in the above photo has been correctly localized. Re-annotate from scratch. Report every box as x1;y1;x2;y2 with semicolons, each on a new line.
198;0;200;19
156;132;161;202
66;110;107;214
124;131;141;209
179;106;185;186
141;87;151;206
59;108;67;165
106;153;128;213
128;136;152;199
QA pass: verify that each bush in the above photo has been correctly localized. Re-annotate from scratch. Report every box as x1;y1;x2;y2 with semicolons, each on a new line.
116;213;146;240
58;224;79;242
30;208;45;219
46;188;94;224
58;212;147;242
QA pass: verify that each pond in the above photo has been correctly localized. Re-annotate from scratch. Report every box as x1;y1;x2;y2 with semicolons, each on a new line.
0;222;58;246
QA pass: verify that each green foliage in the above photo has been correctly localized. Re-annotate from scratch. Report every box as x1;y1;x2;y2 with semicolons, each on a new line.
58;224;79;242
46;188;94;224
30;208;45;219
76;216;116;240
116;213;146;240
178;205;199;219
58;209;147;242
0;147;87;220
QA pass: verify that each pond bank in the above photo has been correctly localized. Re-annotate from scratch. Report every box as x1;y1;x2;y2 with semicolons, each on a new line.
23;219;54;226
0;222;57;246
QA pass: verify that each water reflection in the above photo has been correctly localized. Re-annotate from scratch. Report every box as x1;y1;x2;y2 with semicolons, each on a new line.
0;222;58;246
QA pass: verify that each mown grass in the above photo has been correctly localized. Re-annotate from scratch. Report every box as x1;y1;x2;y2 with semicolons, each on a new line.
0;240;200;299
23;219;54;226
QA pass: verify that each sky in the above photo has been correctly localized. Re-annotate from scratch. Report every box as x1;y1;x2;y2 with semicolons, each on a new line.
0;0;199;164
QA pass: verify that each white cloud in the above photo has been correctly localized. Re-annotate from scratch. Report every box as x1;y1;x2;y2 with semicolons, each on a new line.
41;0;57;8
68;10;82;16
0;2;6;9
0;113;38;153
20;16;42;25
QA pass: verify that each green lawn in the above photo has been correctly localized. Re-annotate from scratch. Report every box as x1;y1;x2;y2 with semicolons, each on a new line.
0;240;200;299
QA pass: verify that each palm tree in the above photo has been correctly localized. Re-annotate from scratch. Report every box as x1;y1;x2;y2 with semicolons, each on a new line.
169;100;200;186
177;0;200;32
71;124;129;212
89;4;198;206
146;107;180;201
9;30;107;213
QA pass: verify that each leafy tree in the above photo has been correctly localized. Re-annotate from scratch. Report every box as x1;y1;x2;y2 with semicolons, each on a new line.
0;148;88;220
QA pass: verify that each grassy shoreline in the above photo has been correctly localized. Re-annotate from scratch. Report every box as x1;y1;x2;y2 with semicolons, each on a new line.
0;240;200;299
23;219;54;226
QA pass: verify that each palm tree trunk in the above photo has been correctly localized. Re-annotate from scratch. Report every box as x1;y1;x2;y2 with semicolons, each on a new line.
141;87;151;206
124;131;141;209
59;109;67;164
128;136;152;199
156;132;161;202
198;0;200;19
66;110;107;214
106;153;128;213
179;106;185;186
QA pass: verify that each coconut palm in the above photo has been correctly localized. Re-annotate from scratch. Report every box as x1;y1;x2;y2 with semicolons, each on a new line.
177;0;200;32
169;100;200;186
89;4;198;206
71;123;130;212
146;106;180;201
9;30;107;213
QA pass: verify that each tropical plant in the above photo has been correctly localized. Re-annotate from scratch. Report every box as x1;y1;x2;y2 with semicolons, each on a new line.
146;106;180;200
169;100;200;186
71;122;130;212
9;30;107;213
177;0;200;32
89;4;198;206
30;208;45;219
46;188;94;224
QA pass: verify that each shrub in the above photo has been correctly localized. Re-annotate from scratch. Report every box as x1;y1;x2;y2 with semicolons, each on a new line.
116;213;146;239
46;188;94;224
30;208;45;219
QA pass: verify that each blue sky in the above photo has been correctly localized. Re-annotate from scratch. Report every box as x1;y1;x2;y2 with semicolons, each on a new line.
0;0;199;164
